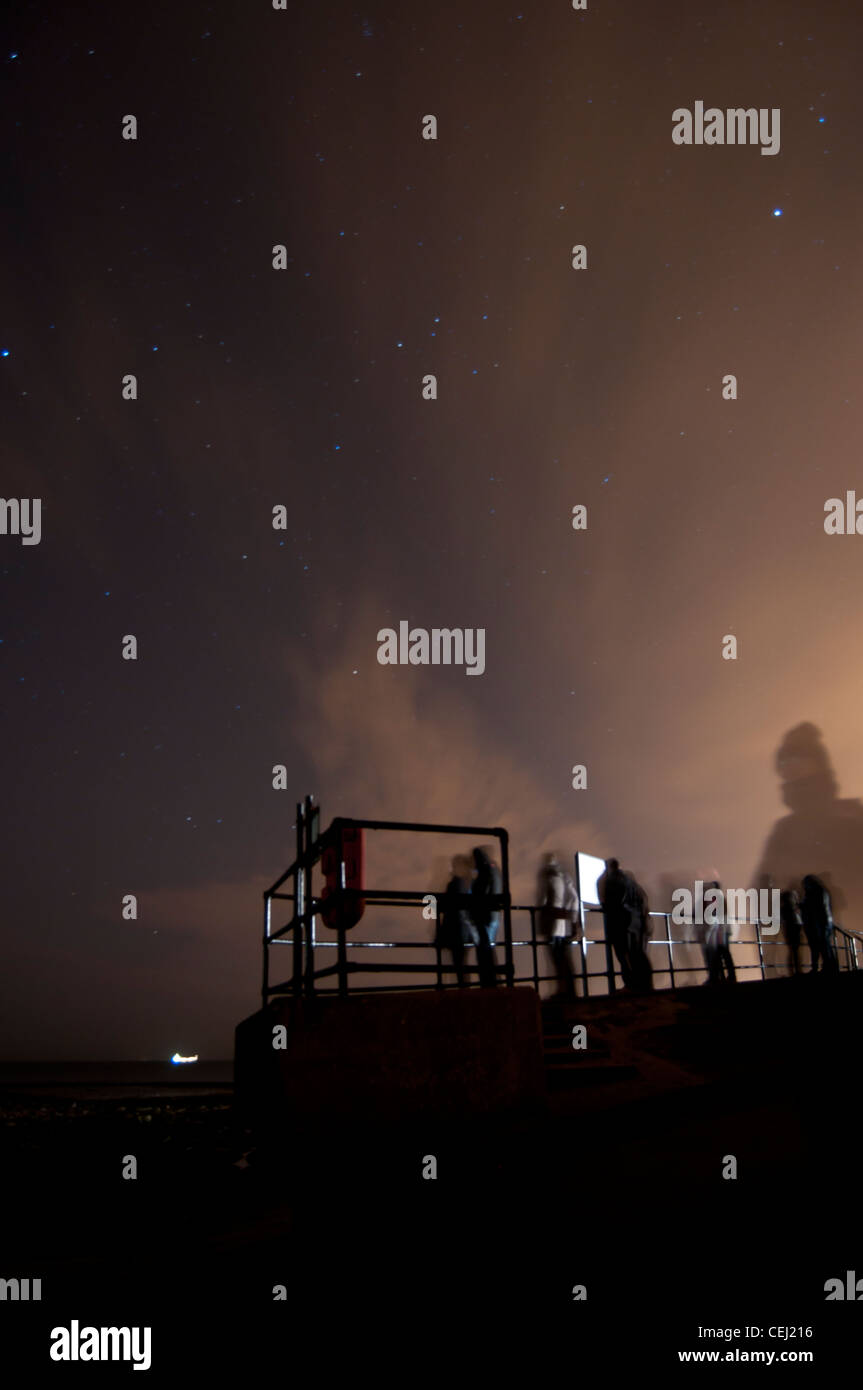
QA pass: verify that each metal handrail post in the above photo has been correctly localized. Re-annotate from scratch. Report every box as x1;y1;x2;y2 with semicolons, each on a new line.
262;891;271;1008
665;912;675;990
303;796;316;997
435;903;444;989
499;829;514;988
335;827;348;998
293;801;303;997
579;925;590;1000
530;907;540;992
603;909;617;994
755;918;765;981
573;854;588;999
336;925;348;997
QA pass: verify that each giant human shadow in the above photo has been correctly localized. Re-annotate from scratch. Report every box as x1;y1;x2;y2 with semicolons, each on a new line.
754;722;863;943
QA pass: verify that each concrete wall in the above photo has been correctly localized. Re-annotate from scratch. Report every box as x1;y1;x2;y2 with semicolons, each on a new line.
235;986;546;1132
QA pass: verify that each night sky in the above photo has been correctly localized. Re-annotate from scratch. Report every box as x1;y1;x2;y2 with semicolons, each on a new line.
4;0;863;1059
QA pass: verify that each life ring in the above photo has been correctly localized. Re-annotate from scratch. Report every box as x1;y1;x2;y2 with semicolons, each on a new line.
320;824;365;930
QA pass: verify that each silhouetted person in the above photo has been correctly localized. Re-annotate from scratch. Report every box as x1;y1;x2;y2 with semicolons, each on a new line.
624;871;654;992
800;874;839;974
469;846;502;987
598;858;638;989
701;881;737;985
437;854;473;986
538;853;579;1000
779;888;804;976
755;723;863;938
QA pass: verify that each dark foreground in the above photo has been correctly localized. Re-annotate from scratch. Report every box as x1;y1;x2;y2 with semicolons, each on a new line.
3;976;862;1378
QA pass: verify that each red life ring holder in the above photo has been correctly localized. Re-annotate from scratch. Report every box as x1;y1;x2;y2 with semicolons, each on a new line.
320;824;365;930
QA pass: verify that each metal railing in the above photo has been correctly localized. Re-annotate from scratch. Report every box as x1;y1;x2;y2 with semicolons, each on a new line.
262;810;862;1004
262;800;515;1005
271;910;862;1000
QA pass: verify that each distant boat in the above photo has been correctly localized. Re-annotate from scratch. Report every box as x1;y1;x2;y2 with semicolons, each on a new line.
170;1053;198;1065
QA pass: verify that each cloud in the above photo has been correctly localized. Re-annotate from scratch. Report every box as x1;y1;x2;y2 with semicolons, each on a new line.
288;600;606;905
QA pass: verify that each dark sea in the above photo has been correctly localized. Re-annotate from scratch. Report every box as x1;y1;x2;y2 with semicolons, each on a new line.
0;1059;233;1100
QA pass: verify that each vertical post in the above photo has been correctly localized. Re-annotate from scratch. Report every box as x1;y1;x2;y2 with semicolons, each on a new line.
755;917;765;981
572;845;586;1000
499;829;514;988
435;903;444;989
579;914;590;1000
604;935;617;993
336;928;348;996
665;912;675;990
303;794;316;996
262;891;272;1009
336;824;348;998
293;801;304;996
530;908;540;993
602;894;617;995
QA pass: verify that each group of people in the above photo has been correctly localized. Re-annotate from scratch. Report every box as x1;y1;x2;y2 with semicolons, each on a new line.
694;880;737;986
436;846;503;988
435;850;842;995
536;854;655;998
779;874;839;974
436;849;654;997
596;858;654;994
691;873;840;984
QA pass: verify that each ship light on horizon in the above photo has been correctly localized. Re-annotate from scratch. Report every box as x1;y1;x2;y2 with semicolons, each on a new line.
171;1052;199;1064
